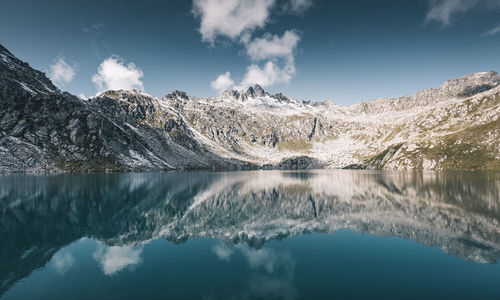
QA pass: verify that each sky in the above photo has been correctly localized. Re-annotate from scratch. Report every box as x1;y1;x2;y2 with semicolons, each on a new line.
1;0;500;105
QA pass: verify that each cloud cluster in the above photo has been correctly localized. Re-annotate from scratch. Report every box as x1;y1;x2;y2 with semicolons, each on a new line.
425;0;500;26
210;71;235;93
49;58;75;86
245;30;300;61
195;0;311;93
234;30;300;89
92;56;144;93
210;30;300;91
192;0;275;43
238;58;296;89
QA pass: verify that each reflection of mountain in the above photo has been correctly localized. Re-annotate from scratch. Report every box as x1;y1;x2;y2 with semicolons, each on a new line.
1;170;500;293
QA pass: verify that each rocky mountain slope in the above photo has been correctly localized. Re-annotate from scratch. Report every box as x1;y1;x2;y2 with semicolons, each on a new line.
1;44;499;172
0;45;252;172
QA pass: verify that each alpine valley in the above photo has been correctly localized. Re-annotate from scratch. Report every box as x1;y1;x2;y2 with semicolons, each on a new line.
1;44;499;173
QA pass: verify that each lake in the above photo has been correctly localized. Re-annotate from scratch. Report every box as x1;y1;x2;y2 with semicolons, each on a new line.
1;170;500;299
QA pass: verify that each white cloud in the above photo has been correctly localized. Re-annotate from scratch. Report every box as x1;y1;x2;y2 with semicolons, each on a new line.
92;56;144;93
211;71;235;92
93;245;143;276
192;0;276;43
246;30;300;61
195;1;308;92
237;58;295;89
482;24;500;36
240;31;299;89
49;58;75;86
52;251;75;275
212;58;296;92
424;0;500;26
285;0;314;14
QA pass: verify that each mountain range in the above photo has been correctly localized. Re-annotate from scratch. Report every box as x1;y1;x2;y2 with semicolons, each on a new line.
1;44;499;173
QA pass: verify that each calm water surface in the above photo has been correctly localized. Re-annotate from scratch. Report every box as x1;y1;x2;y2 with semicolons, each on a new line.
1;170;500;299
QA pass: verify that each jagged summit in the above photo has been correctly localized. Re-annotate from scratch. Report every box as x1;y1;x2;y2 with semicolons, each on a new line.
244;84;267;98
217;84;268;101
215;84;306;107
164;90;189;100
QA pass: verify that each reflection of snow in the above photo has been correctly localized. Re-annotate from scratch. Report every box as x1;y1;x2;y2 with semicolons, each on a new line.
93;245;143;275
212;242;234;262
52;251;75;275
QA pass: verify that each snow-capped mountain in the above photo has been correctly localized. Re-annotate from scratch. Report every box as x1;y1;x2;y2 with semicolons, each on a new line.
1;44;499;172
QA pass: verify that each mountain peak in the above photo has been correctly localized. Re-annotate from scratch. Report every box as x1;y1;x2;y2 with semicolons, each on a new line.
0;44;60;98
438;71;500;97
164;90;189;100
245;84;267;98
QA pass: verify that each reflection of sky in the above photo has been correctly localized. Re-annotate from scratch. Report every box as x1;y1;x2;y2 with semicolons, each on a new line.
212;241;297;300
2;171;500;298
52;251;75;275
3;233;500;299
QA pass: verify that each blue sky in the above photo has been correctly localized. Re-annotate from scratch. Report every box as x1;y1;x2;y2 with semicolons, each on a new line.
1;0;500;105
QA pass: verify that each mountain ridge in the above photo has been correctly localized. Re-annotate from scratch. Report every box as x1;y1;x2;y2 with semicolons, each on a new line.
1;44;499;173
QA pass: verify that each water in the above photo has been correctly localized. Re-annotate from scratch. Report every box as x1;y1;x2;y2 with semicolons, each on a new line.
1;170;500;299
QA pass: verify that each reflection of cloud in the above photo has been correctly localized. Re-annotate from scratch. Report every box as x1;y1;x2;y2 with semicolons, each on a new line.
239;246;294;274
52;251;75;275
93;245;143;275
236;245;297;300
212;242;234;261
209;243;298;300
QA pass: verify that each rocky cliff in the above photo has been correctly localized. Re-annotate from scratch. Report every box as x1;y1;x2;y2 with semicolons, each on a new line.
1;44;500;172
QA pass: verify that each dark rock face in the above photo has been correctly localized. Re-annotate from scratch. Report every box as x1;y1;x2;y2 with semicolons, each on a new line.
264;156;323;170
245;84;267;98
0;45;255;173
